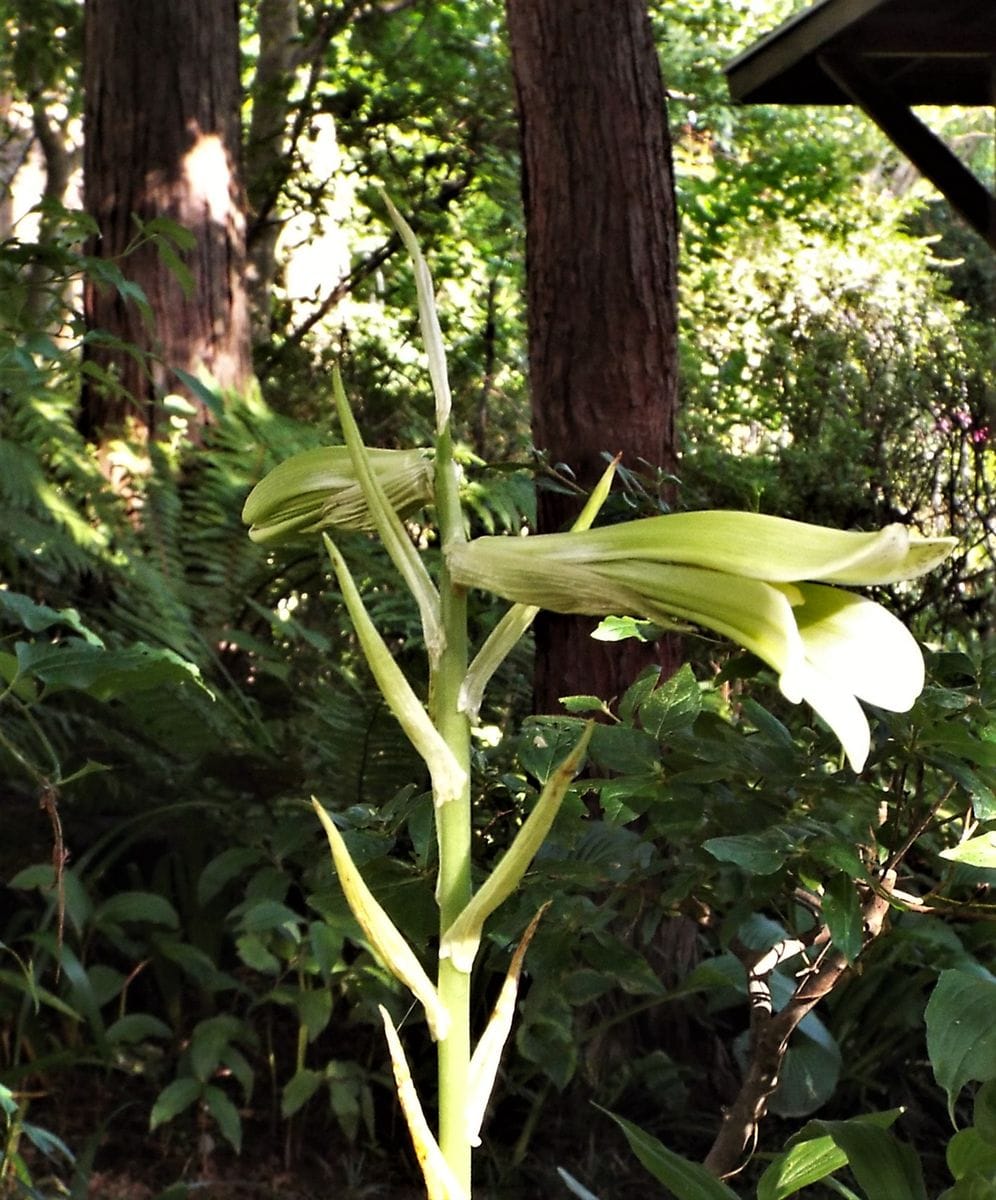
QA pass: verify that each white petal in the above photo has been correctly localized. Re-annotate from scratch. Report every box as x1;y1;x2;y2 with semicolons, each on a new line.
792;584;925;712
782;661;871;772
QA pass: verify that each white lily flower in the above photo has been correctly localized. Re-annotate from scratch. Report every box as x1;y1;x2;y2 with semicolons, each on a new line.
447;513;956;772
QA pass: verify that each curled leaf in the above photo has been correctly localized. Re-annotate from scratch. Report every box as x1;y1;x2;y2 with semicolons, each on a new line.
312;799;449;1041
440;724;593;972
465;905;548;1147
380;1006;468;1200
324;536;466;806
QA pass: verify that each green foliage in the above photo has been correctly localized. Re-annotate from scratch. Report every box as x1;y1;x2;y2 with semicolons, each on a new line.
1;1;994;1194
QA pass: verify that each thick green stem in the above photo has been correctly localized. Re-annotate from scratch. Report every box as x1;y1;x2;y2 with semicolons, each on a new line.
432;424;473;1193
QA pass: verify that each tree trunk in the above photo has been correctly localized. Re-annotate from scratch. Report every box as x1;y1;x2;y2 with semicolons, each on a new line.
505;0;681;713
244;0;298;335
81;0;251;442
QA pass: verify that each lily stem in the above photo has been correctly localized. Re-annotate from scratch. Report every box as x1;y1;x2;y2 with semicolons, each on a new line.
432;422;473;1194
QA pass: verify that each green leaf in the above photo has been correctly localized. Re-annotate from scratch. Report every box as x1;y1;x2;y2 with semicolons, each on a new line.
14;639;208;700
940;833;996;869
597;1108;739;1199
235;934;282;975
95;892;179;929
106;1014;172;1044
974;1081;996;1144
939;1177;996;1200
197;848;265;907
592;615;666;643
758;1110;902;1200
150;1078;202;1129
172;368;223;416
560;694;612;716
295;989;333;1041
639;663;703;739
801;1118;927;1200
203;1085;242;1153
765;1025;841;1118
948;1128;996;1182
822;874;863;962
926;970;996;1118
519;717;586;784
442;725;592;972
703;829;793;875
236;899;302;939
0;591;102;643
282;1068;323;1118
21;1120;74;1163
190;1015;249;1083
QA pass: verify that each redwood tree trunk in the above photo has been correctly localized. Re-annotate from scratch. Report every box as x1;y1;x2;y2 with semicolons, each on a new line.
81;0;251;441
505;0;681;712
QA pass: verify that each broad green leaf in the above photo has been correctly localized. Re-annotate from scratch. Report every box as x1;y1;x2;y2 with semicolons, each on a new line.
975;1081;996;1144
236;899;302;939
802;1118;927;1200
519;717;586;784
926;970;996;1118
764;1025;841;1119
758;1110;902;1200
939;1177;996;1200
516;992;577;1090
197;848;264;907
14;639;208;700
106;1014;172;1044
947;1128;996;1182
282;1068;324;1118
150;1078;202;1129
639;663;703;739
940;833;996;869
821;874;863;962
190;1015;248;1082
592;614;669;642
95;892;179;929
295;988;333;1041
597;1108;739;1199
203;1085;241;1153
235;934;282;975
703;829;793;875
0;591;102;642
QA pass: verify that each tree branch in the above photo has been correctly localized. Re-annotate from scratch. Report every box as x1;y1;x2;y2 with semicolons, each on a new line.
703;872;896;1179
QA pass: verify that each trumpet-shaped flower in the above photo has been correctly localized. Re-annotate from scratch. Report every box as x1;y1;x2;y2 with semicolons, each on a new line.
447;512;955;772
243;445;434;544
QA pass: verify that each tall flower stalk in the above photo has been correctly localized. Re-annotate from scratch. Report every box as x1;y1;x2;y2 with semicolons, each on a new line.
243;203;955;1198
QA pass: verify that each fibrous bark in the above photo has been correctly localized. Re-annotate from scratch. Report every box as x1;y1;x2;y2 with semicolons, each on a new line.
505;0;681;711
81;0;251;441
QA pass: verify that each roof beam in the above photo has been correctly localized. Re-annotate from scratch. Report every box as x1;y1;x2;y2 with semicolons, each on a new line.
818;53;996;250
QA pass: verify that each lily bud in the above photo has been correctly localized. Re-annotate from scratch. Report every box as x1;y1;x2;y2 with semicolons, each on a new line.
243;445;434;544
448;512;956;772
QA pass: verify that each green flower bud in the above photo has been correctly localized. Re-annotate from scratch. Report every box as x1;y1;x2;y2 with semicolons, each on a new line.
243;445;434;544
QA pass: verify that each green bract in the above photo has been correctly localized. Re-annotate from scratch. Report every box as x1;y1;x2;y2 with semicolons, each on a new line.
447;513;956;772
242;444;434;544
